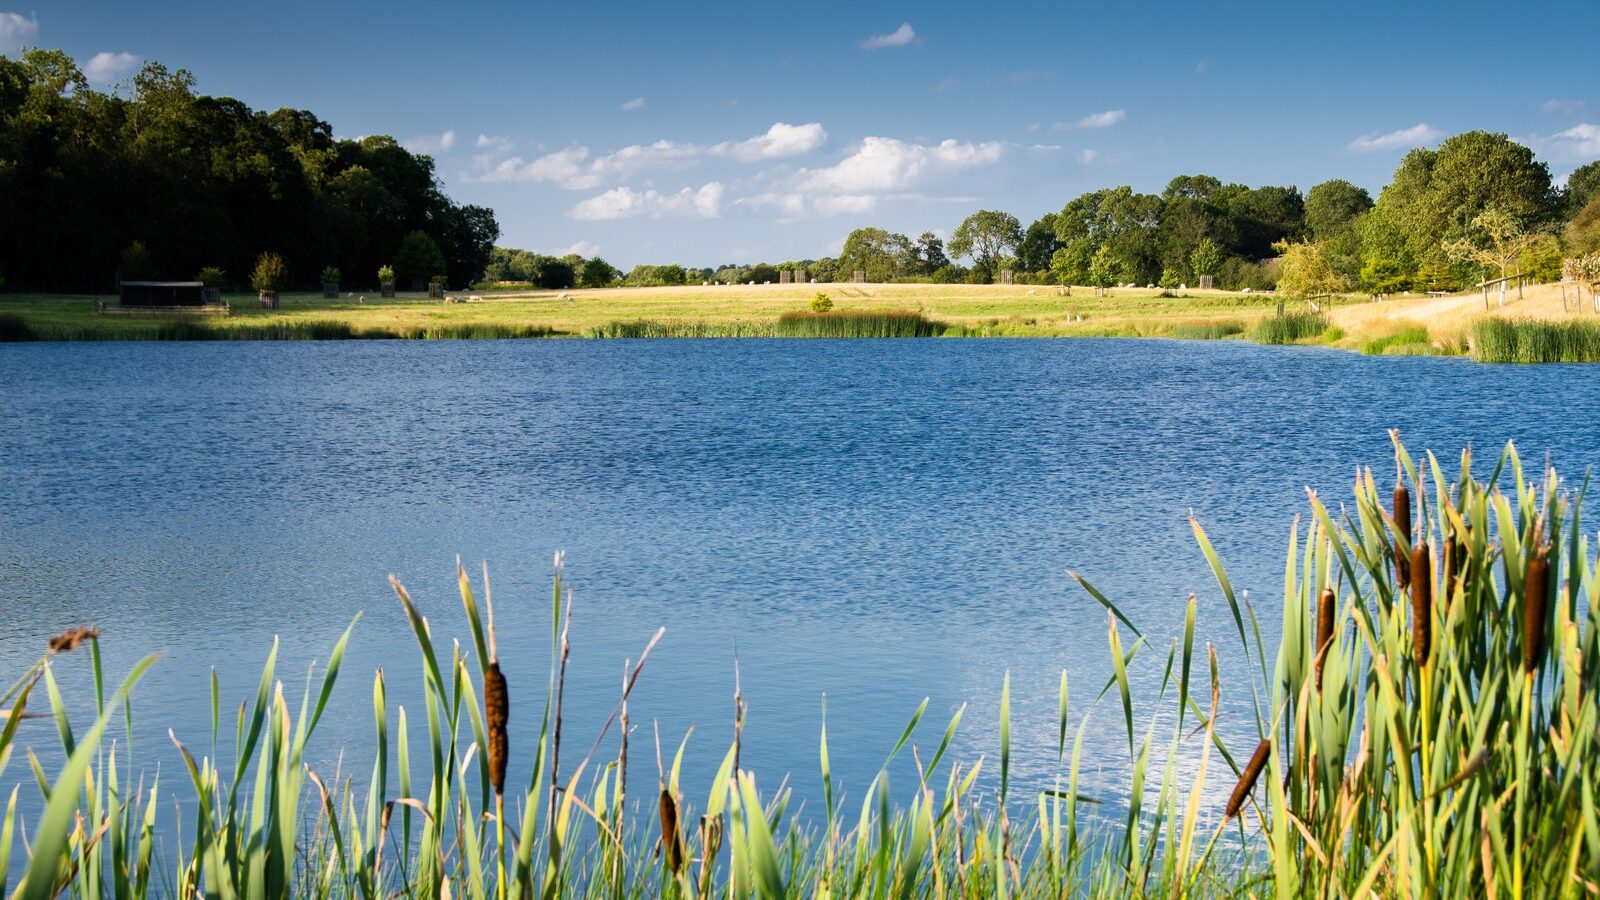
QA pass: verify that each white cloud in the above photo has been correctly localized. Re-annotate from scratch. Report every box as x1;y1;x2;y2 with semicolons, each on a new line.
1536;123;1600;162
621;97;645;111
84;51;139;84
0;11;37;54
1345;123;1442;154
859;22;915;49
1055;109;1125;130
797;136;1006;193
1541;98;1584;114
710;122;827;161
475;134;513;152
467;123;824;186
570;182;724;220
1077;148;1099;164
404;130;457;154
551;240;602;257
812;194;877;216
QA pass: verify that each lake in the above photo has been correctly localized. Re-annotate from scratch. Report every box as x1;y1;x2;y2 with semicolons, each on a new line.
3;338;1598;816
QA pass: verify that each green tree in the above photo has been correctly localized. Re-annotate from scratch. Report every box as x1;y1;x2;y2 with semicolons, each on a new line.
1017;213;1059;271
837;227;914;282
913;232;949;274
948;210;1023;282
1567;197;1600;256
394;231;445;288
531;257;575;290
578;257;619;287
1442;208;1539;303
1304;179;1373;241
1088;244;1119;289
1565;160;1600;215
1189;238;1223;278
748;263;780;283
1274;239;1348;301
251;251;288;292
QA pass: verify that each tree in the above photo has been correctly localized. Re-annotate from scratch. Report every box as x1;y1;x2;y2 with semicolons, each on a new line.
747;263;780;283
913;232;949;274
578;257;619;287
1189;238;1223;279
1088;244;1118;290
1017;213;1059;272
1304;179;1373;241
437;203;499;288
531;257;575;290
837;227;914;282
1566;197;1600;256
251;252;288;292
395;231;445;288
1566;160;1600;215
1442;208;1539;304
1274;239;1348;301
948;210;1022;282
1054;187;1162;285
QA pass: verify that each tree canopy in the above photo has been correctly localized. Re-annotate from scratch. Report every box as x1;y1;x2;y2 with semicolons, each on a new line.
0;48;498;291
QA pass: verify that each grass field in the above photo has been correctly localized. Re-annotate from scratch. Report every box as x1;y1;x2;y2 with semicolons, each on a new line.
5;281;1600;361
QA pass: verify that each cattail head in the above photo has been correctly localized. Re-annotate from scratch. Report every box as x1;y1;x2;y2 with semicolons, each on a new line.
1226;739;1272;819
658;789;683;875
1315;588;1336;692
1393;482;1413;590
1410;541;1433;666
47;626;99;655
484;661;509;797
1524;541;1550;675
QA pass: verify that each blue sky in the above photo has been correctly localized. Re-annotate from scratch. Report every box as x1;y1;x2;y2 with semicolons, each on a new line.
7;0;1600;267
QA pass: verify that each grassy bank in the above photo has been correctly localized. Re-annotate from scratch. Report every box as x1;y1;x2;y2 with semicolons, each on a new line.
1471;317;1600;362
5;434;1597;896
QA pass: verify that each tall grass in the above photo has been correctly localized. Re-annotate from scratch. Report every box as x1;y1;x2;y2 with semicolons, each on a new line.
775;309;946;338
1;321;561;341
1165;319;1245;340
1252;311;1329;344
4;433;1599;896
586;319;773;338
1361;323;1434;356
0;313;33;341
1472;317;1600;362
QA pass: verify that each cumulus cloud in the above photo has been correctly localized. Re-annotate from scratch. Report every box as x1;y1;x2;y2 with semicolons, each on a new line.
0;11;38;55
466;123;825;187
570;182;724;220
1541;98;1584;115
475;134;513;152
859;22;914;49
1054;109;1125;131
1077;148;1099;164
620;97;645;111
710;122;827;161
552;240;602;257
84;51;139;84
797;136;1006;194
404;130;457;154
1345;123;1442;154
1534;123;1600;162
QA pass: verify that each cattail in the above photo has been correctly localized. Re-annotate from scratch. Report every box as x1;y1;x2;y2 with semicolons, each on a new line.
699;814;723;896
1226;739;1272;818
1411;541;1433;666
658;789;683;875
484;660;509;797
1315;587;1336;692
1393;482;1412;590
1442;533;1456;610
47;625;99;654
1524;543;1550;674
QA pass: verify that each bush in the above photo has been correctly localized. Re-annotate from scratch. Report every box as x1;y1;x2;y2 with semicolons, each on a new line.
119;241;155;281
196;267;226;289
250;252;287;293
809;293;833;313
320;265;341;286
377;264;395;285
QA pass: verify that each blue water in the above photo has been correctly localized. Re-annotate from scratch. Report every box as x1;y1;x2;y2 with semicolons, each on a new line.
2;338;1598;818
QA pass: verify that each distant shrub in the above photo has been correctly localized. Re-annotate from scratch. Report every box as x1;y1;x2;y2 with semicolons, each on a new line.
378;265;395;285
0;313;33;341
321;265;341;286
197;267;226;288
251;252;288;292
810;293;833;312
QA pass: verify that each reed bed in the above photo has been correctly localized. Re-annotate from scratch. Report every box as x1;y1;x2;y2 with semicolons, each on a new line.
4;433;1600;897
0;321;562;341
1472;317;1600;363
586;319;774;338
774;309;946;338
1165;320;1246;340
1251;311;1329;344
0;313;32;341
1361;323;1433;356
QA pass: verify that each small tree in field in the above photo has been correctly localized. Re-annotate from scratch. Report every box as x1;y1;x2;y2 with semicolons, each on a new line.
1088;245;1118;294
1189;238;1223;280
1273;239;1348;307
1442;208;1538;305
810;292;833;312
251;252;287;293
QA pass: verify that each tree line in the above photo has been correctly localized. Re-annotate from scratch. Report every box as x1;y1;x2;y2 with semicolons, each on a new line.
593;131;1598;294
0;49;499;292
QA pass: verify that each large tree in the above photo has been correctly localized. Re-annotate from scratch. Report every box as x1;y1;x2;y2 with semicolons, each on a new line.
837;227;914;282
1304;179;1373;241
947;210;1023;282
1565;160;1600;216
